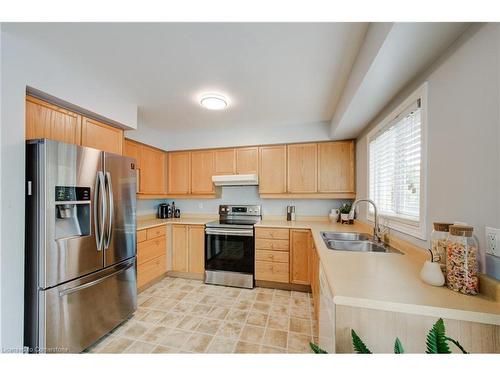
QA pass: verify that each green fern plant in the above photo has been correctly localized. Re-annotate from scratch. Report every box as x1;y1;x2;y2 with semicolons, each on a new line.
310;318;468;354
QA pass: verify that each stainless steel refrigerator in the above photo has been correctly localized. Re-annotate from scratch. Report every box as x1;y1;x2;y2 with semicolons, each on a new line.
24;139;137;353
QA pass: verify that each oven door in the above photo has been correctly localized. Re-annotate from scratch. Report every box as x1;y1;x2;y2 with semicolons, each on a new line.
205;227;255;275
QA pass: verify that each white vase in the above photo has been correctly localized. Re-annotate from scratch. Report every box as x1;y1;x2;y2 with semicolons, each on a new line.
340;213;349;222
420;261;445;287
329;209;339;223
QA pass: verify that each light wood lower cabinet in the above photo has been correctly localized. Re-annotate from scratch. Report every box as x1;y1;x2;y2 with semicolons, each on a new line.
188;226;205;274
255;227;290;283
290;229;311;285
172;224;205;275
172;225;189;272
309;233;320;323
137;225;167;289
81;116;123;154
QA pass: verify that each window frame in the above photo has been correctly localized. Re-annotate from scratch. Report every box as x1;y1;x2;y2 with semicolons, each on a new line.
366;82;428;240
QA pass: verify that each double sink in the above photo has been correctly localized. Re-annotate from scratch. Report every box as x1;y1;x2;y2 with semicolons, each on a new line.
320;232;403;255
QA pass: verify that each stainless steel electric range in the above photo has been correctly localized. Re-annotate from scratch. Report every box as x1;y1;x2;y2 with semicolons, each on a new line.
204;205;261;289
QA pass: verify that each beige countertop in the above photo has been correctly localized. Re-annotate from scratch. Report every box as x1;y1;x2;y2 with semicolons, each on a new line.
136;214;499;325
137;215;216;230
256;219;500;326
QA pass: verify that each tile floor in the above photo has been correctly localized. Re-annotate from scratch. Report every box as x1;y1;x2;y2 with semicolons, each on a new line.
87;276;317;354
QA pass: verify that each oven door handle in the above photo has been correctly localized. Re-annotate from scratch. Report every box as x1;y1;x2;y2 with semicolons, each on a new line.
205;228;254;237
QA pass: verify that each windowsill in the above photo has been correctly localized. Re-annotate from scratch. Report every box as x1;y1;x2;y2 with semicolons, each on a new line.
366;214;427;240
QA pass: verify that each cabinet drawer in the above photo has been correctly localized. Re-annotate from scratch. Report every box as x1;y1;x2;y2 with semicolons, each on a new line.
255;238;289;251
137;255;166;289
255;250;289;263
137;229;147;243
146;225;166;240
255;227;290;240
137;237;166;265
255;261;289;283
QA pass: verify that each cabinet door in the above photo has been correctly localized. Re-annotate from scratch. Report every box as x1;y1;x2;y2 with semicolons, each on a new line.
188;225;205;274
236;147;258;174
259;145;287;194
25;96;81;144
290;229;310;285
214;149;236;175
123;139;142;169
140;145;166;194
287;143;318;193
167;151;191;194
191;150;215;194
81;117;123;154
172;225;188;272
318;141;355;193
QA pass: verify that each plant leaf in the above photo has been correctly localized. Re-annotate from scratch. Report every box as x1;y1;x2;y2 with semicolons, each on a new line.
394;337;404;354
309;342;328;354
351;329;372;354
426;318;451;354
445;337;468;354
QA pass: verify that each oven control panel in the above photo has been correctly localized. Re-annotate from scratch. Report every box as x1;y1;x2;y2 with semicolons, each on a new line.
219;205;261;216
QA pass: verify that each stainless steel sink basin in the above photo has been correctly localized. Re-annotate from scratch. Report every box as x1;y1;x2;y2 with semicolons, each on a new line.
320;231;403;254
321;231;372;241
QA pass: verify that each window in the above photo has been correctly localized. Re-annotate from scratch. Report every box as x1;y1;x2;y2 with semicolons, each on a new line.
367;84;427;239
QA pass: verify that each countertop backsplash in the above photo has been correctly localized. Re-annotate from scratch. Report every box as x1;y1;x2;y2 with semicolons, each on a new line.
136;186;352;218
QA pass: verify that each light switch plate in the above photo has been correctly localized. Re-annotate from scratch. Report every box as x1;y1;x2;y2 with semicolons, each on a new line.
485;227;500;257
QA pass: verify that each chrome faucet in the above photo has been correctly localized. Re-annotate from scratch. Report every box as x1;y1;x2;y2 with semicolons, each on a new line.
348;198;382;243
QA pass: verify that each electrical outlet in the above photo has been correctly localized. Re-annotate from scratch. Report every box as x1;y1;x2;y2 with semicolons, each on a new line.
198;203;204;209
485;227;500;257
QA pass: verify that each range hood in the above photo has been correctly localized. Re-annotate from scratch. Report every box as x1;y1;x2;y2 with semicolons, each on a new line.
212;174;259;186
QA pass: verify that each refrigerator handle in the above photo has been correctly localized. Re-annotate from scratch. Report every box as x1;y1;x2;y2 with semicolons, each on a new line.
94;171;106;251
104;171;114;249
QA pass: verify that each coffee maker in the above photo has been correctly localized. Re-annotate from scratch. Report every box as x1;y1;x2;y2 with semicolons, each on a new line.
157;203;171;219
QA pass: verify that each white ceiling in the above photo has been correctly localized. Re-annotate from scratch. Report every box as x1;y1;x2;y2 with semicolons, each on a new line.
12;23;369;132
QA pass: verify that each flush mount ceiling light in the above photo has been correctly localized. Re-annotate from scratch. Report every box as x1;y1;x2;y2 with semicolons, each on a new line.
200;93;228;110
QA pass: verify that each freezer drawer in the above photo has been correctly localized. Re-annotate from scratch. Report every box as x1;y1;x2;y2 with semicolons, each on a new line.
38;259;136;353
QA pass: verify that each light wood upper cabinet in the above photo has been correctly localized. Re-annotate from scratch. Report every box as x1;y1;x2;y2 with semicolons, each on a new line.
214;149;236;175
236;147;259;174
123;139;142;169
140;145;166;194
259;145;287;194
290;229;310;285
172;225;188;272
287;143;318;193
318;141;355;193
167;151;191;194
25;95;82;144
188;225;205;275
191;150;215;194
81;117;123;154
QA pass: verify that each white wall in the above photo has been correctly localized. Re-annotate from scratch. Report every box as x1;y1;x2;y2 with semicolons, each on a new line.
126;121;331;151
137;186;351;218
0;25;138;351
356;23;500;272
0;23;3;350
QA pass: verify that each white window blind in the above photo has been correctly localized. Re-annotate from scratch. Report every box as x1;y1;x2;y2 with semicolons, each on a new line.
369;99;422;224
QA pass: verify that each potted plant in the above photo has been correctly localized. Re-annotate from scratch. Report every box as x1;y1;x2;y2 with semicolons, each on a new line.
339;203;352;224
310;318;468;354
